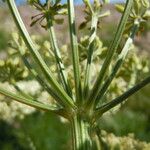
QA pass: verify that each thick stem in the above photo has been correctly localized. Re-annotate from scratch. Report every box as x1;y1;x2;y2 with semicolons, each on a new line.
71;114;92;150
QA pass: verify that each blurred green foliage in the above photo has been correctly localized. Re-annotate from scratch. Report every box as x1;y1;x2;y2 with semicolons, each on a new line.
97;82;150;142
0;121;29;150
0;112;70;150
20;112;70;150
0;30;9;51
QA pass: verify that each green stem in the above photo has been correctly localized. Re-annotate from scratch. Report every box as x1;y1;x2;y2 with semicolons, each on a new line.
84;15;98;99
94;24;139;106
0;87;60;113
7;0;76;110
13;36;68;108
21;57;67;107
83;0;94;14
94;76;150;121
46;17;73;97
71;114;92;150
87;0;133;107
23;59;66;107
67;0;82;104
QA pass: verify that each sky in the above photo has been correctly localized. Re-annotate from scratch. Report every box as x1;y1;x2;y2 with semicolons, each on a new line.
10;0;125;4
0;0;125;5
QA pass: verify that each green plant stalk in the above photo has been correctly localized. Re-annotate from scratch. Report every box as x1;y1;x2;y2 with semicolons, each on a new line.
46;17;73;97
0;87;60;113
98;11;110;18
12;34;69;108
7;0;76;110
15;43;68;108
94;75;150;121
94;23;139;106
22;58;67;107
67;0;82;103
71;114;92;150
83;0;94;14
84;15;98;99
87;0;133;107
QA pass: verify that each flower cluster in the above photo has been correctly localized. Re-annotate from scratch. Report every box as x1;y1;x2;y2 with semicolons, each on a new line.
78;36;107;62
116;0;150;35
0;58;28;83
79;0;110;30
28;0;67;29
99;130;150;150
0;82;39;123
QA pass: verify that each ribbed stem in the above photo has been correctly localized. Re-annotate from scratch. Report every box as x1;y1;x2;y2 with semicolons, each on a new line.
71;114;92;150
46;17;73;97
84;15;98;99
67;0;82;103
